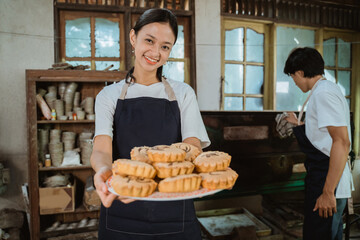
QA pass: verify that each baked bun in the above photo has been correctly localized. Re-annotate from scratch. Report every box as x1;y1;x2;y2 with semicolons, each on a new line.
171;142;201;161
147;145;186;163
200;168;238;190
158;174;201;193
111;175;157;197
112;159;156;179
153;161;195;178
130;146;151;164
193;151;231;173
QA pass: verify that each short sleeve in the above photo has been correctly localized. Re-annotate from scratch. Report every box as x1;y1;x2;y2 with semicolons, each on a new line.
94;89;116;139
179;86;211;149
313;91;347;129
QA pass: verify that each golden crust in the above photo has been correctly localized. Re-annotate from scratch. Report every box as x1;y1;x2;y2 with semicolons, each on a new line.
171;142;201;162
147;145;186;163
112;159;156;179
158;174;201;193
193;151;231;173
111;175;157;197
130;146;152;164
153;161;195;178
199;168;238;190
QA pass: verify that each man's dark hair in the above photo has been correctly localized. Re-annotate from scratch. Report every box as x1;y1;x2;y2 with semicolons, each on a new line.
283;47;324;78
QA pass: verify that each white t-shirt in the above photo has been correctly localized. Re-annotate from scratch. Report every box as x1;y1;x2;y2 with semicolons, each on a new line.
305;80;354;198
94;79;211;149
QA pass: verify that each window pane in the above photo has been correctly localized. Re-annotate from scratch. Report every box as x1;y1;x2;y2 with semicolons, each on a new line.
66;18;91;57
245;65;263;94
346;98;351;107
169;25;184;59
95;18;120;58
163;61;184;82
225;64;243;94
224;97;243;110
338;70;351;96
95;61;120;71
324;69;336;83
66;61;91;70
246;97;263;110
246;29;264;63
225;28;244;61
323;38;335;67
276;26;315;110
338;38;351;68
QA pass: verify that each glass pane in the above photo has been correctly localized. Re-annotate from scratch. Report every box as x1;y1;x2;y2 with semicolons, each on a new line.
323;38;335;67
66;18;91;57
246;29;264;63
224;97;243;110
169;25;184;59
163;61;184;82
338;38;351;68
95;61;120;71
225;64;243;94
324;69;336;83
246;97;263;110
245;65;263;94
276;26;315;110
338;70;351;96
66;61;91;70
95;18;120;58
225;28;244;61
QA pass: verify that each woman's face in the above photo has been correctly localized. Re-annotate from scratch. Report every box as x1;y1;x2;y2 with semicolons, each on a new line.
130;22;176;73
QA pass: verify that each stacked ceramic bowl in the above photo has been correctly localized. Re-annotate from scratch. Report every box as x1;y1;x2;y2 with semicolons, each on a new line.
79;133;93;166
62;131;76;152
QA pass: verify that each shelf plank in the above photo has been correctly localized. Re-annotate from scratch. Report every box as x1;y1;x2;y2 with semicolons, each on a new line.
39;165;93;171
37;120;95;124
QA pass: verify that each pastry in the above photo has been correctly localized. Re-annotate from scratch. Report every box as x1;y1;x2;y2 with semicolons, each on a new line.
199;168;238;190
193;151;231;173
147;145;186;163
112;159;156;179
153;161;195;178
158;174;201;193
111;175;157;197
171;142;201;161
130;146;151;164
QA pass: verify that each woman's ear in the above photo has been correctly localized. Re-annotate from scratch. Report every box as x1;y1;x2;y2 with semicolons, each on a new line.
129;29;136;48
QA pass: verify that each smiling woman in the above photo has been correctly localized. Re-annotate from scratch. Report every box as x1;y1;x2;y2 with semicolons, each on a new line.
90;8;210;240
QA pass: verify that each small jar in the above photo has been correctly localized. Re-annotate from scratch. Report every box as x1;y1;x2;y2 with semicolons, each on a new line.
45;154;52;167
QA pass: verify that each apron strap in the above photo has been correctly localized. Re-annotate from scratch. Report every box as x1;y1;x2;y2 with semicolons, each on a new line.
119;77;177;101
298;77;325;125
119;81;130;100
162;77;177;101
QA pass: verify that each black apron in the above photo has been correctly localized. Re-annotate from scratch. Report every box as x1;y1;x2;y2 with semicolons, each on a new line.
293;124;333;240
98;79;202;240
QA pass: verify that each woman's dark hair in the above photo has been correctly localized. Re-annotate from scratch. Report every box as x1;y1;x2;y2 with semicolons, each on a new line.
126;8;178;83
283;47;324;78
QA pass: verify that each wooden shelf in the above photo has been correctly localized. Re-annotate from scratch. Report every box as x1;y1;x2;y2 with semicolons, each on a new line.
39;165;93;171
27;70;127;240
37;120;95;124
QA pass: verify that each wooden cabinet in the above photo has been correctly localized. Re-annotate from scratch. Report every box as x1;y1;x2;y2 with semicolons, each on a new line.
26;70;126;240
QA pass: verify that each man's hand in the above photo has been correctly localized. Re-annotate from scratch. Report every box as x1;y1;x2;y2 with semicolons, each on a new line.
313;192;337;218
284;112;303;125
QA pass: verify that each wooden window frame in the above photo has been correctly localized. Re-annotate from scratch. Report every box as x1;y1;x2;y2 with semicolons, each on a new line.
59;11;126;70
221;18;271;110
55;3;196;88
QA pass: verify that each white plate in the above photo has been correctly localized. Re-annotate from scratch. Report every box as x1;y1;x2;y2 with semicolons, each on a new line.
106;176;223;201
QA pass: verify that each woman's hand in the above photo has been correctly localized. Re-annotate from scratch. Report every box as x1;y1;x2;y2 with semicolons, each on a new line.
93;166;117;208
